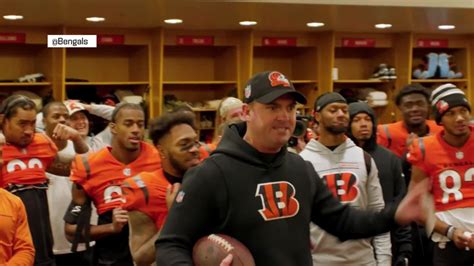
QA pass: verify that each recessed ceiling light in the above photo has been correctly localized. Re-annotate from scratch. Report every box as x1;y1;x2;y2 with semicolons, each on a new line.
164;19;183;24
438;25;455;30
239;21;257;26
86;17;105;22
3;15;23;20
307;22;325;28
375;23;392;29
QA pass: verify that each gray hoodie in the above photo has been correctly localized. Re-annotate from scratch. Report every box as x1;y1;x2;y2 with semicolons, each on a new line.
300;138;391;265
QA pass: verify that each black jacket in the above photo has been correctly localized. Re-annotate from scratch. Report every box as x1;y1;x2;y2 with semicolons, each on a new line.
348;102;413;259
155;122;397;266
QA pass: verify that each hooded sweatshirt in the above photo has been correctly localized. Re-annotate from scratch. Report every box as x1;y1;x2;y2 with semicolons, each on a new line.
300;138;391;265
155;122;398;266
348;102;412;259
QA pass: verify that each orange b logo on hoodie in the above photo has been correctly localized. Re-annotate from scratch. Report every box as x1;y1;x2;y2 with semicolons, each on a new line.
256;181;300;221
322;172;359;202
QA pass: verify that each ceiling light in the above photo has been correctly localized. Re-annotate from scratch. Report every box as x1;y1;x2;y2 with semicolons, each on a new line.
438;25;455;30
307;22;325;28
164;19;183;24
239;21;257;26
375;23;392;29
86;17;105;22
3;15;23;20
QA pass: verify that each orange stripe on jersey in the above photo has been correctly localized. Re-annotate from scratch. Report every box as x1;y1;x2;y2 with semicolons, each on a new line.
70;142;161;215
2;133;57;187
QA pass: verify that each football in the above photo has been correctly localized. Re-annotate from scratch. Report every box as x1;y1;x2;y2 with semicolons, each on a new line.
192;234;255;266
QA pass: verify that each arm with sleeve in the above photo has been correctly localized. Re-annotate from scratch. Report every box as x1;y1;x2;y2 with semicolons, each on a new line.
7;197;35;266
89;104;114;146
367;159;392;266
89;104;114;120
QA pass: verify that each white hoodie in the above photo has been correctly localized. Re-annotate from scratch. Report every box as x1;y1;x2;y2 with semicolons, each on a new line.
300;138;391;266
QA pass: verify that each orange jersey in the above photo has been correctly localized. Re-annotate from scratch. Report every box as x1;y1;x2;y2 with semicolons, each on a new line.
70;142;161;215
122;170;169;230
1;133;57;187
407;129;474;212
199;143;217;160
0;188;35;264
377;120;443;158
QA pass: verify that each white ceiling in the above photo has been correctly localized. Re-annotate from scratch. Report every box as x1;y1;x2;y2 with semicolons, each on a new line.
1;0;474;33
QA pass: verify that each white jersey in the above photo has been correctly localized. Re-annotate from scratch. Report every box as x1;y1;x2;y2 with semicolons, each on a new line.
47;140;98;254
300;138;391;266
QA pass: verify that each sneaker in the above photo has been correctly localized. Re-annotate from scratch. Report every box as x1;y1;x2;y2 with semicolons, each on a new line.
388;67;397;79
371;64;390;80
17;73;45;83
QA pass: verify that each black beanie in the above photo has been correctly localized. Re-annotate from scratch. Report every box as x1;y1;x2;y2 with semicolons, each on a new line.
315;92;347;112
348;101;377;151
349;101;376;124
430;83;471;124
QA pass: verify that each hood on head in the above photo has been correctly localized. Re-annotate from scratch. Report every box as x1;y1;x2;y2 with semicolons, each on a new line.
347;102;377;151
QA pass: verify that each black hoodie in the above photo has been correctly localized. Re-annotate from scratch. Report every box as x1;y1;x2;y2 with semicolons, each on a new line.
348;102;413;260
156;122;398;266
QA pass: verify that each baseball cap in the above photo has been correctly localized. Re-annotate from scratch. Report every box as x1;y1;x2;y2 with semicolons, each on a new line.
64;100;87;116
243;71;307;104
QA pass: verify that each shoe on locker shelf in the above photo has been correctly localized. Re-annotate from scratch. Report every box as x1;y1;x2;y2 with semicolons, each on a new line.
388;67;397;79
366;91;388;107
438;53;464;79
413;53;438;79
370;64;390;80
17;73;45;83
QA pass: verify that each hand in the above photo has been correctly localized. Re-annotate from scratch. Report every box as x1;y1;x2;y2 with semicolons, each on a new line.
111;207;128;233
52;123;81;141
220;254;233;266
452;229;473;250
309;237;316;251
468;232;474;250
394;253;410;266
166;183;181;209
0;132;5;146
395;178;430;226
406;132;417;148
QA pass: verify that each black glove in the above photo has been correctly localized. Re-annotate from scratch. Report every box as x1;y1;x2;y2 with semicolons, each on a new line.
394;253;410;266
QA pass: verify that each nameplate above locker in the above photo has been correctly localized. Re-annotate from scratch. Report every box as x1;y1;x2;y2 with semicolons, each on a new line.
0;33;26;44
176;36;214;46
341;38;376;47
262;37;297;47
416;39;449;48
97;34;125;45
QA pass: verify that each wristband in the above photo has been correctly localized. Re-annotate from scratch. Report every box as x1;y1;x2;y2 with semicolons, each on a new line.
446;225;456;240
